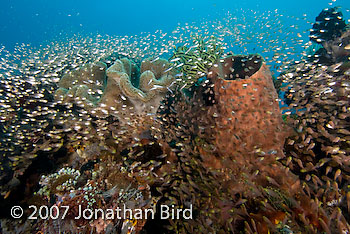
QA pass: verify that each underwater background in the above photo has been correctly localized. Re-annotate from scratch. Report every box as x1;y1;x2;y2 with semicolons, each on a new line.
1;0;350;233
0;0;349;50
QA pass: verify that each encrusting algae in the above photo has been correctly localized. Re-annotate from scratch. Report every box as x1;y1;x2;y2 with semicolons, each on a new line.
0;6;350;234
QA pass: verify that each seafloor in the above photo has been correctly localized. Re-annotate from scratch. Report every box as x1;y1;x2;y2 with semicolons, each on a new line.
0;7;350;234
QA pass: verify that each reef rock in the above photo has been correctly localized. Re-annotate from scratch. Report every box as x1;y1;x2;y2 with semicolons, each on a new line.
322;29;350;63
309;7;347;44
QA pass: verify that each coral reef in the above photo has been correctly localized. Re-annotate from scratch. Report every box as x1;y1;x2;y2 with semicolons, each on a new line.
1;10;350;233
170;35;223;88
36;167;80;197
281;56;350;232
309;7;347;44
308;28;350;65
139;43;350;233
322;29;350;63
147;53;332;233
100;57;175;116
55;84;98;108
54;61;107;107
207;54;289;159
58;61;107;90
25;139;159;233
307;7;350;65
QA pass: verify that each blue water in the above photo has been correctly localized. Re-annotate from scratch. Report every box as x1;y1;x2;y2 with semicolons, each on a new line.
1;0;349;50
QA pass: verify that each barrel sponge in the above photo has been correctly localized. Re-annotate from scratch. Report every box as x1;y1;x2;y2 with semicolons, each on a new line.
207;54;290;159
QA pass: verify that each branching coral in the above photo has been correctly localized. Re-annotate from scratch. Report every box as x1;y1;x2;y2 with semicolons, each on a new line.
36;167;81;198
30;143;157;233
